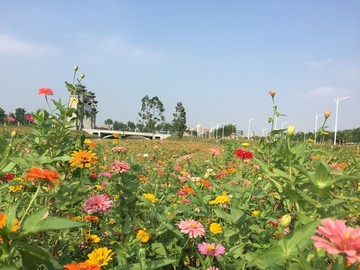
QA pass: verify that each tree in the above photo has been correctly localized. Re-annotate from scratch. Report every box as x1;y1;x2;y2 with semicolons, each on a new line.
113;121;127;131
127;121;136;131
104;119;113;129
138;95;165;133
15;108;26;125
172;102;187;139
0;107;6;124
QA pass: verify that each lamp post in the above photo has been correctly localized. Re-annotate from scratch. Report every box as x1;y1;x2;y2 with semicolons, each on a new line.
314;113;323;144
334;96;350;145
247;118;255;140
281;122;288;129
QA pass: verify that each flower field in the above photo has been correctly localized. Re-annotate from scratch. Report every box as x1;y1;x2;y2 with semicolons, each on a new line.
1;88;360;269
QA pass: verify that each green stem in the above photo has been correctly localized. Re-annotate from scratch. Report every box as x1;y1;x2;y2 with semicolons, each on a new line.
19;184;41;226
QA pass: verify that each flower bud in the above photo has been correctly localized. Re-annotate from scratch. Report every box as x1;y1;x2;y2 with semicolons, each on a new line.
11;131;17;138
287;125;295;136
80;73;85;79
73;65;79;71
268;90;276;97
280;215;292;227
324;111;331;119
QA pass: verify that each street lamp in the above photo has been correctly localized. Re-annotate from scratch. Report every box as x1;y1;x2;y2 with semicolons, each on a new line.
334;96;350;145
247;118;255;140
314;113;323;144
281;122;288;129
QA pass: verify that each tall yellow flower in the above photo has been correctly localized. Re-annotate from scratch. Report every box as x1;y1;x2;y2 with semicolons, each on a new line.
209;222;222;234
136;229;151;243
143;193;159;203
70;150;98;168
86;247;114;267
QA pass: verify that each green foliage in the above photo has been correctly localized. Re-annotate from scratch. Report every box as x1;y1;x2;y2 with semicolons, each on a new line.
138;95;165;133
172;102;187;139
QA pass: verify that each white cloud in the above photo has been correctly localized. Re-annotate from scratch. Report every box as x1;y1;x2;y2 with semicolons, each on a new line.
0;33;59;57
307;58;333;68
305;86;349;97
96;35;165;60
342;67;360;81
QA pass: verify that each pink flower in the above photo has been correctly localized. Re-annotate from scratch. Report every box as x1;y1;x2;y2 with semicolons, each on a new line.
207;267;220;270
7;116;15;123
182;199;191;204
177;219;205;238
198;242;226;257
234;148;254;159
38;87;54;96
209;147;221;156
312;218;360;264
83;194;113;214
111;160;130;173
111;146;127;153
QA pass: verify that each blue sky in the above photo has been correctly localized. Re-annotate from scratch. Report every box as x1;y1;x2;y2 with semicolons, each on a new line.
1;0;359;134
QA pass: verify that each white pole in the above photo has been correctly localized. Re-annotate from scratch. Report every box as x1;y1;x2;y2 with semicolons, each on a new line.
247;118;255;140
281;122;288;129
334;96;350;145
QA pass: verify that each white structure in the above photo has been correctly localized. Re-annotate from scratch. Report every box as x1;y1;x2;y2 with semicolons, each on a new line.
334;96;350;145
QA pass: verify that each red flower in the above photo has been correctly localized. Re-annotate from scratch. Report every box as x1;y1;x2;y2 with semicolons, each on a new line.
38;87;54;96
0;173;14;181
234;148;254;159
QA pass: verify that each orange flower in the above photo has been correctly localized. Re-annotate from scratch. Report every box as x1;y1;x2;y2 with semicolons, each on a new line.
64;261;101;270
70;150;98;168
182;186;195;195
0;212;20;240
113;133;119;139
24;167;61;185
203;180;212;189
84;215;99;223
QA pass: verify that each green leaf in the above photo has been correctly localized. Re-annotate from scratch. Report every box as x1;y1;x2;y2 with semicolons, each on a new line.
151;242;167;257
17;243;62;270
313;160;331;188
20;207;84;236
214;208;233;223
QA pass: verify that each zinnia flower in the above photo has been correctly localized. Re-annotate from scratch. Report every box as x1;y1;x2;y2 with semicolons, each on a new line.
64;261;101;270
324;111;331;119
83;194;113;214
38;87;54;96
136;229;151;243
209;192;231;205
0;212;19;240
70;150;98;168
85;233;101;244
234;148;254;159
252;210;260;217
177;219;205;238
209;223;222;234
311;218;360;264
86;247;114;267
198;242;226;257
111;146;127;153
110;160;130;173
143;193;159;203
269;89;276;97
24;167;61;185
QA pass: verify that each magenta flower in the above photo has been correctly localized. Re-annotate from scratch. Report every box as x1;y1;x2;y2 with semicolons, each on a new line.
234;148;254;159
312;218;360;264
83;194;113;214
207;267;220;270
111;160;130;173
177;219;205;238
7;116;15;123
198;242;226;257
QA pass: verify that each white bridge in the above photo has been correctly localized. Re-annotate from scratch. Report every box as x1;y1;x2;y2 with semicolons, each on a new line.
83;129;171;140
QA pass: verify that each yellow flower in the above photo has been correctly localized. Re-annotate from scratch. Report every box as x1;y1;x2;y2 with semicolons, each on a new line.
86;247;114;267
70;150;98;168
322;131;329;135
95;184;103;190
287;126;295;136
108;218;116;225
252;210;260;217
136;229;151;243
308;138;314;143
70;97;78;104
209;222;222;234
280;215;292;227
241;142;250;147
143;193;159;203
209;192;231;205
324;111;331;119
9;185;23;192
85;233;101;243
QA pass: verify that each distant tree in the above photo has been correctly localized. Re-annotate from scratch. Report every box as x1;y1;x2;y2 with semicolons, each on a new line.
0;107;6;124
113;121;127;131
138;95;165;133
127;121;136;131
172;102;187;139
15;108;26;125
162;122;173;133
136;123;144;132
104;119;113;129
